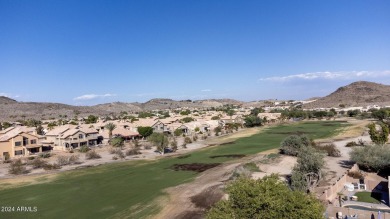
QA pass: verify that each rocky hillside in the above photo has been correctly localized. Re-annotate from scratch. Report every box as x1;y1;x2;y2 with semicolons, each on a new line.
0;97;244;121
304;81;390;108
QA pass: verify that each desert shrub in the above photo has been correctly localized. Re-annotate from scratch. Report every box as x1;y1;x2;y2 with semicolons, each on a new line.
230;166;252;180
350;145;390;171
358;138;365;146
56;155;80;166
112;156;118;160
8;159;29;175
114;150;125;159
280;135;310;156
243;162;260;172
38;152;51;159
126;148;141;156
110;137;124;148
174;129;183;137
27;156;35;160
193;135;198;142
43;163;61;170
345;141;359;147
202;135;208;140
312;143;341;157
347;170;364;179
85;150;101;159
144;145;152;150
79;145;90;153
29;157;48;169
182;143;187;149
191;186;224;210
171;138;178;152
184;137;192;144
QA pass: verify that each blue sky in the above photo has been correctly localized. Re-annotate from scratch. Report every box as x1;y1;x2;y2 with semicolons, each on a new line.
1;0;390;105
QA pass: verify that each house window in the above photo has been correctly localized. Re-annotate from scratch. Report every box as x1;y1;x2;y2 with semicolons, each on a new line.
15;141;22;147
79;134;84;139
15;150;23;155
30;139;37;144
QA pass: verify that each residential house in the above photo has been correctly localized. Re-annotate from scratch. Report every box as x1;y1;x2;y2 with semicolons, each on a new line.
43;125;98;151
0;127;43;159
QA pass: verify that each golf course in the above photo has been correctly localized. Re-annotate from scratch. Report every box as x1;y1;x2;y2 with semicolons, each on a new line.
0;121;348;219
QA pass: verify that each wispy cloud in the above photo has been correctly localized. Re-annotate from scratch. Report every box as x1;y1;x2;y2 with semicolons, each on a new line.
201;89;212;92
73;93;116;101
258;70;390;82
0;92;20;98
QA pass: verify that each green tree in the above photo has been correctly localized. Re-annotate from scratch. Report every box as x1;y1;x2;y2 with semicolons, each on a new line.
211;116;220;120
174;128;183;137
85;115;98;124
367;123;389;145
2;122;11;129
350;145;390;171
280;135;310;156
181;117;194;123
148;133;169;155
207;174;324;219
36;125;45;135
105;122;117;140
243;115;262;127
291;146;325;192
110;137;124;148
250;107;265;116
371;108;389;121
137;126;154;138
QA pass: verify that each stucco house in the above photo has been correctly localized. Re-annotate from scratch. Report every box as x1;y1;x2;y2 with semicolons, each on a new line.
43;125;98;151
0;127;43;159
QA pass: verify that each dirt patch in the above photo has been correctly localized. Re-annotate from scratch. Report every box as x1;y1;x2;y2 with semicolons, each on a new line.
210;154;246;159
190;185;224;209
171;163;221;172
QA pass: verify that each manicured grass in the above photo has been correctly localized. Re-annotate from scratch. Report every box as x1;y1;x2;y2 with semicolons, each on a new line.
355;191;382;204
0;121;348;219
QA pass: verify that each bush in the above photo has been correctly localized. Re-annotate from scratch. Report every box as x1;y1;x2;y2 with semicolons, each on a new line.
243;162;260;172
171;138;178;152
346;141;359;147
85;150;101;159
174;129;183;137
8;159;29;175
126;148;141;156
193;135;198;142
144;145;152;150
350;145;390;171
312;143;341;157
347;170;364;179
79;145;90;153
38;152;51;159
280;135;310;156
56;155;80;166
114;150;125;159
182;143;187;149
110;137;125;148
112;156;118;160
29;158;48;169
43;163;61;170
27;156;35;160
184;137;192;144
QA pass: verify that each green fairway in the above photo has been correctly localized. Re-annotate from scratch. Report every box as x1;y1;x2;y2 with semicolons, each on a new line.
0;121;347;219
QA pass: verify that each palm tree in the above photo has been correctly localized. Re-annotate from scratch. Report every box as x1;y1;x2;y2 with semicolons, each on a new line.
105;122;116;140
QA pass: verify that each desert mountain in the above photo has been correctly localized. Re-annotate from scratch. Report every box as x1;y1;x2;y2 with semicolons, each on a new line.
304;81;390;108
0;97;243;121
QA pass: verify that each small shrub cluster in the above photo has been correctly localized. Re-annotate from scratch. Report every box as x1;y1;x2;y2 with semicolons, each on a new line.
85;150;101;159
38;152;51;159
347;170;364;179
243;162;260;172
29;157;48;169
43;163;61;170
230;166;251;179
112;149;125;159
193;135;198;142
345;141;359;147
144;145;152;150
8;159;29;175
184;137;192;144
78;145;90;153
126;148;141;156
56;155;80;166
312;143;341;157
